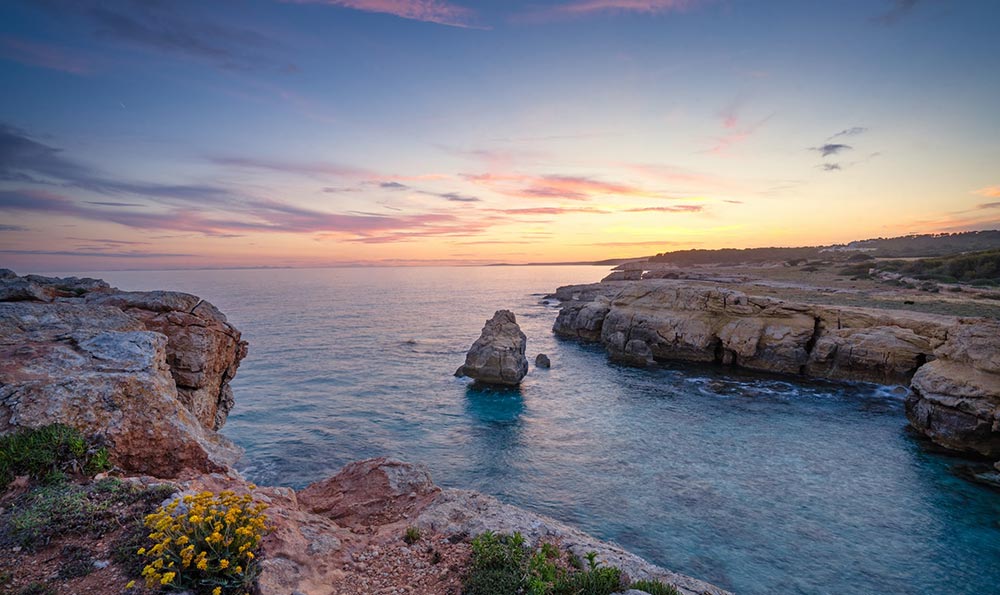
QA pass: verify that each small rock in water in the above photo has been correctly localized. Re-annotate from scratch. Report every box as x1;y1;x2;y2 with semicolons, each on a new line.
456;310;528;386
535;353;551;368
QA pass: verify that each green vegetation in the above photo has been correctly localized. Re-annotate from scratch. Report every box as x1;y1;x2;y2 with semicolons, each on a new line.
2;477;170;550
848;230;1000;257
630;579;681;595
463;531;679;595
648;246;822;266
876;249;1000;286
404;526;422;545
0;424;110;489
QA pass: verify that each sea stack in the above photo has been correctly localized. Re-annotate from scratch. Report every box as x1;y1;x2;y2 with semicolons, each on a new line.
456;310;529;386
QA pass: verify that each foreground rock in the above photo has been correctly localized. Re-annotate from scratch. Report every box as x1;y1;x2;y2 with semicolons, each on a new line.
0;271;247;476
553;279;1000;463
243;458;730;595
455;309;529;386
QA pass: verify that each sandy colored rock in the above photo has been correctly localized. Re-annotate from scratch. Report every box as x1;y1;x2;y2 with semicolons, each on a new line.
456;309;529;386
553;278;1000;461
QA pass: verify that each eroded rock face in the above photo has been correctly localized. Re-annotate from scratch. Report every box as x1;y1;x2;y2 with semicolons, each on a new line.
553;279;1000;461
250;458;730;595
298;457;440;529
456;309;529;386
0;272;247;477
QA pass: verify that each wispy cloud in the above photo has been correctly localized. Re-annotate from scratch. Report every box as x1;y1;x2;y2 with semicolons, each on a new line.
821;163;842;172
464;172;660;200
705;113;773;156
0;36;92;74
211;156;374;179
873;0;920;25
978;201;1000;210
0;249;195;258
31;0;297;72
285;0;484;29
0;123;234;202
0;224;29;232
827;126;868;141
623;204;703;213
973;186;1000;199
812;143;852;157
516;0;706;23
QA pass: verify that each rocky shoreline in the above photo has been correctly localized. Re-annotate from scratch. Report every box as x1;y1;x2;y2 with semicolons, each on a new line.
550;278;1000;472
0;270;728;595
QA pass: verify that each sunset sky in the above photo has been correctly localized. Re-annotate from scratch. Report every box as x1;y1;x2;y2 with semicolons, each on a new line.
1;0;999;271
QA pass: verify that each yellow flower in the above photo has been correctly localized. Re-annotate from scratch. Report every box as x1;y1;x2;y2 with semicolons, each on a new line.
197;557;209;571
213;588;222;595
219;559;230;569
126;580;136;589
160;571;176;585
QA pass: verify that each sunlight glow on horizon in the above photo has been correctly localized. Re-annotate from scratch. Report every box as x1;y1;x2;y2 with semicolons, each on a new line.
1;0;998;271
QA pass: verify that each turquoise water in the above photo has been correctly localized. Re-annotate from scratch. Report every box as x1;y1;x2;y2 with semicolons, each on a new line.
79;266;1000;595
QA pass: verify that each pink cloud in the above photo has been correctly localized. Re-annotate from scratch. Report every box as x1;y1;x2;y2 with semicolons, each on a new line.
517;0;706;22
0;37;92;75
705;113;773;156
464;173;660;200
284;0;483;28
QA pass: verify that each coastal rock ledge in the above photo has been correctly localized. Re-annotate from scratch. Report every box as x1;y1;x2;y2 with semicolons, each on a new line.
552;279;1000;463
0;271;730;595
0;270;247;476
456;309;529;386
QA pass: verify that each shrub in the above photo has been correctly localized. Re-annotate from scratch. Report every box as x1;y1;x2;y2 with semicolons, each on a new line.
403;526;421;545
137;490;270;595
0;424;110;489
464;532;631;595
631;579;681;595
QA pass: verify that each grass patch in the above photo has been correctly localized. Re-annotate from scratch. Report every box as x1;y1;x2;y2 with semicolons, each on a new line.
1;478;174;550
404;526;422;545
464;531;679;595
0;424;110;489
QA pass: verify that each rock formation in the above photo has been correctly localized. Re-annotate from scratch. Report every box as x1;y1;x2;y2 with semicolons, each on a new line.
0;271;247;476
535;353;551;368
456;309;529;386
553;279;1000;463
238;457;729;595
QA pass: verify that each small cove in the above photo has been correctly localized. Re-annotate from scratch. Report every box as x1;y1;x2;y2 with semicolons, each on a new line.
79;266;1000;595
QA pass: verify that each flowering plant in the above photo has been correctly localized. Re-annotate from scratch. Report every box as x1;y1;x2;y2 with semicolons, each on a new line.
135;489;270;595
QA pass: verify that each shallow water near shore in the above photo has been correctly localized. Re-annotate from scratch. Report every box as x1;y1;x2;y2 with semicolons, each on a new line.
69;266;1000;595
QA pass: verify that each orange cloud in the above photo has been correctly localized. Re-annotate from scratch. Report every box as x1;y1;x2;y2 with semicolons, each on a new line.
973;185;1000;198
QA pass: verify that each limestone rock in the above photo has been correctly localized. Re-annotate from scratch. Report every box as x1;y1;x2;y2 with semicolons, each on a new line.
456;310;528;386
552;278;1000;458
907;360;1000;457
535;353;551;368
416;489;729;595
0;271;247;477
0;302;240;476
298;457;441;529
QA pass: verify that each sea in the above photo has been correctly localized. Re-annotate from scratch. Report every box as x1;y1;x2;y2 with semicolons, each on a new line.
64;265;1000;595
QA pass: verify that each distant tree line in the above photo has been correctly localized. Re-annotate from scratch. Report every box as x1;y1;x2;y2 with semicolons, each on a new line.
848;230;1000;257
647;247;822;265
877;249;1000;286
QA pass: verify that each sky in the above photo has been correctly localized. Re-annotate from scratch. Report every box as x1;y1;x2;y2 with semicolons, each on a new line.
1;0;999;271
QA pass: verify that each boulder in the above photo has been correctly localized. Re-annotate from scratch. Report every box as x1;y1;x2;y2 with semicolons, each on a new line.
535;353;551;368
297;457;440;529
0;271;247;477
456;310;528;386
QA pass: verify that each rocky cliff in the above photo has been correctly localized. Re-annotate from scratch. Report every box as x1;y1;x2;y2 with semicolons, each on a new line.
0;270;247;476
552;279;1000;463
0;270;729;595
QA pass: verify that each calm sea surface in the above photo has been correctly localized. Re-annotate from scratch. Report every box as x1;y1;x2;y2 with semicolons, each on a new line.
69;266;1000;595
